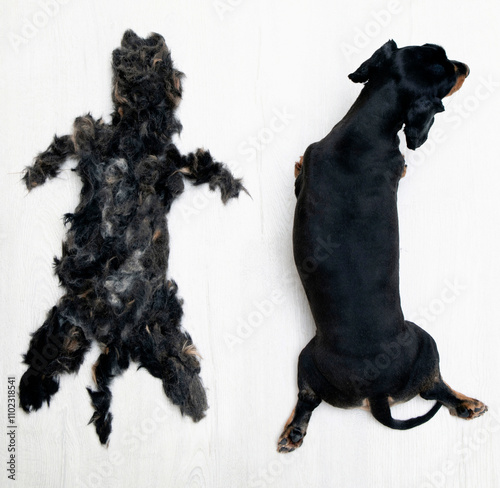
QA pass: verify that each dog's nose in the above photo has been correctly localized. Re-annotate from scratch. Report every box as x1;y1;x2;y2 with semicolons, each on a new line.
453;61;470;77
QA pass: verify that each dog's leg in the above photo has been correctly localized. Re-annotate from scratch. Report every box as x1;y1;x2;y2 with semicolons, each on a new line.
421;376;487;420
23;135;76;190
294;143;318;198
294;155;304;179
23;114;104;191
278;339;322;453
177;148;247;203
278;387;321;453
19;304;91;412
133;281;208;422
294;155;305;199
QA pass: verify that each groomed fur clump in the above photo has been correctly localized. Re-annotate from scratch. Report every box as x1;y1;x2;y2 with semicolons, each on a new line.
20;30;244;445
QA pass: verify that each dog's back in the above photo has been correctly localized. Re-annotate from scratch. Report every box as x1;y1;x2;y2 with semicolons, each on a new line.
294;127;404;353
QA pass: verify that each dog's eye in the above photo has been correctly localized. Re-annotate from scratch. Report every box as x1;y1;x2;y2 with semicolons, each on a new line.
429;64;445;77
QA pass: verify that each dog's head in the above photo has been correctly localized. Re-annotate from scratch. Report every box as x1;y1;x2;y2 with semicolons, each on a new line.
111;30;184;118
349;40;469;150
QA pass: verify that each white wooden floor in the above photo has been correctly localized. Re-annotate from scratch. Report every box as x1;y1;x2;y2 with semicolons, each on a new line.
2;1;500;487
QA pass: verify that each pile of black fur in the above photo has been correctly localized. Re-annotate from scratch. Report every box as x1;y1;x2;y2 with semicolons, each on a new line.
19;30;244;445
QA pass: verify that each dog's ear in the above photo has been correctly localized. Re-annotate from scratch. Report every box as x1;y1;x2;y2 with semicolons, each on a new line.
348;40;398;83
404;96;444;150
121;29;141;49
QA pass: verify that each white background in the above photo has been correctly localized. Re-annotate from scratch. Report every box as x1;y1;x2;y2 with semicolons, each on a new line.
1;1;500;487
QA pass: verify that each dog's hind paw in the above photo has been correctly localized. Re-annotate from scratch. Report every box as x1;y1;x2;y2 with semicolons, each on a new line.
453;399;488;420
19;370;59;412
277;426;305;453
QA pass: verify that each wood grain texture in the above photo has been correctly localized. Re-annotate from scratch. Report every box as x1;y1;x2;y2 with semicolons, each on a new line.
2;1;500;487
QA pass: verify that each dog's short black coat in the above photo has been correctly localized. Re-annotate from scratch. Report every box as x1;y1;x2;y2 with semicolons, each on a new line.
278;41;486;452
19;30;244;445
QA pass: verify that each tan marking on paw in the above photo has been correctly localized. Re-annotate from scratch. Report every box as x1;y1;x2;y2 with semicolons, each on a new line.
294;156;304;178
277;424;303;453
277;409;303;453
445;382;488;420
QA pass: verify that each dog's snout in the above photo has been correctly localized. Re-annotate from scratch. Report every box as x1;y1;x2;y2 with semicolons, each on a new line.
445;61;469;97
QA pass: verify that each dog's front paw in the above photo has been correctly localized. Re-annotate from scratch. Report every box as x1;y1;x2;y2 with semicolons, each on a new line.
452;398;488;420
294;156;304;179
277;425;305;453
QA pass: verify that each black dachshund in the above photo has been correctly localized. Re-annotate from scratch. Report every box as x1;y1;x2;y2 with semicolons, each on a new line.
20;30;244;445
279;40;486;452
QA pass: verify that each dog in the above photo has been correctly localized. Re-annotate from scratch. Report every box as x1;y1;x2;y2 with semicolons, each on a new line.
278;40;487;453
20;30;244;445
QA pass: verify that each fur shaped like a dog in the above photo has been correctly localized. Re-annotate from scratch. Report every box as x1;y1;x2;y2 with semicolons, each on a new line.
278;41;487;453
20;30;244;445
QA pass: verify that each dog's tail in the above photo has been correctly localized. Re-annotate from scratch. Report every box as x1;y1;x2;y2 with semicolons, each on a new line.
369;395;442;430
